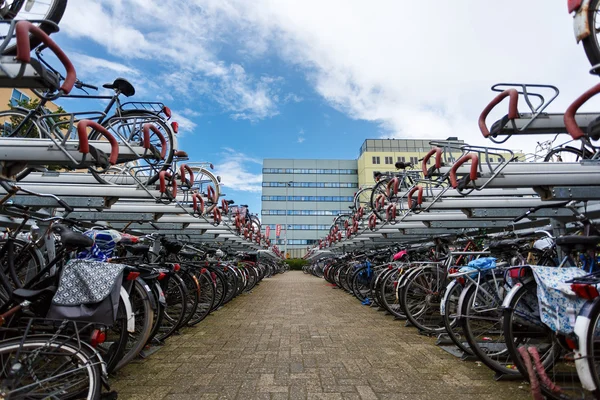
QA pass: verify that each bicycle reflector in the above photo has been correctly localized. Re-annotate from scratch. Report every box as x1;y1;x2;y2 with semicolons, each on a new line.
173;263;181;272
162;106;172;119
90;329;106;348
571;283;600;300
171;121;179;134
157;272;167;281
126;271;141;281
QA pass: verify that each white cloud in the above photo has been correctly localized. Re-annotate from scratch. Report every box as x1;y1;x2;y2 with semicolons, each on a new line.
284;93;303;103
214;148;262;193
61;1;283;122
61;1;600;153
69;52;139;76
297;128;305;143
170;111;197;134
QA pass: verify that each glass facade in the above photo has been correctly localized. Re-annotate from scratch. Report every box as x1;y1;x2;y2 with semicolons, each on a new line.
262;196;354;202
262;182;358;188
263;168;357;174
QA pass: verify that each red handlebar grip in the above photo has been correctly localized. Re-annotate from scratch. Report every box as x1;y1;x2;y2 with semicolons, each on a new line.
15;21;76;94
143;124;167;160
179;164;194;186
207;185;217;203
77;120;118;165
221;199;229;214
422;148;442;176
449;154;479;189
386;177;399;197
407;185;424;209
213;207;222;225
478;89;519;138
564;83;600;140
159;171;177;197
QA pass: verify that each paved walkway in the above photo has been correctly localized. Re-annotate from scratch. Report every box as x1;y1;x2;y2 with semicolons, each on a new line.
112;271;529;400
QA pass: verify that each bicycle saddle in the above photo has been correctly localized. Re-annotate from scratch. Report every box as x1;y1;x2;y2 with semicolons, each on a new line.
556;235;600;251
161;238;183;254
52;224;94;249
179;250;197;259
488;239;524;251
124;244;150;255
102;78;135;97
13;286;56;302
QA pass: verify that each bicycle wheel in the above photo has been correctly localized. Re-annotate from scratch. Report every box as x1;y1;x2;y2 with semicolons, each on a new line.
544;147;587;163
379;267;406;319
350;265;373;303
0;335;102;399
0;237;44;289
92;112;175;184
114;279;154;371
369;178;390;221
503;281;561;380
0;0;67;55
178;269;200;328
442;279;472;355
582;0;600;69
353;187;374;213
188;270;214;326
156;274;187;341
460;274;517;376
580;297;600;398
402;265;447;334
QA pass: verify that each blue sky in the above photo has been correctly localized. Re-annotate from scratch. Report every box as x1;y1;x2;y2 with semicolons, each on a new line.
49;0;600;216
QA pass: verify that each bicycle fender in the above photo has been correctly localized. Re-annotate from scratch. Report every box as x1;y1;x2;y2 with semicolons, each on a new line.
119;286;135;333
440;279;458;316
574;0;591;43
500;276;534;309
137;277;158;311
574;299;599;391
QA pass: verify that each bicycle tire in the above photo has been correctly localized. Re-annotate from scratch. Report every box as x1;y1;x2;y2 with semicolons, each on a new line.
379;267;407;319
178;269;200;328
188;271;215;326
401;265;447;334
1;0;68;56
503;280;559;379
442;279;472;355
582;0;600;69
0;335;102;400
0;237;44;289
460;273;517;376
369;178;390;221
156;273;187;342
91;112;175;185
543;146;588;163
114;278;154;371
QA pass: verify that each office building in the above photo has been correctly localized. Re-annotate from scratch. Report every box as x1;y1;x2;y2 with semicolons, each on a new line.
261;159;358;258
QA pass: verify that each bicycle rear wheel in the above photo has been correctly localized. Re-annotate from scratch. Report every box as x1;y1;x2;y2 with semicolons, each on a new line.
401;266;446;334
582;0;600;69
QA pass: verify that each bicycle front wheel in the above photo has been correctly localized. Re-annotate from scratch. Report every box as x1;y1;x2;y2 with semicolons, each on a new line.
583;0;600;69
0;335;102;399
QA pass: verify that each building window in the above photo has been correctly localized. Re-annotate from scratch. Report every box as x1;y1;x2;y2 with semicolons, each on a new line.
384;156;393;164
10;89;30;107
410;157;418;165
372;156;380;164
397;156;406;163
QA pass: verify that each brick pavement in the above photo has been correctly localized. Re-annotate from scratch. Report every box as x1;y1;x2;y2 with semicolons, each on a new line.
112;271;530;400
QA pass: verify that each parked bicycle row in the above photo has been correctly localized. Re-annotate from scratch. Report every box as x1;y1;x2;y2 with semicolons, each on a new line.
0;5;286;399
303;21;600;399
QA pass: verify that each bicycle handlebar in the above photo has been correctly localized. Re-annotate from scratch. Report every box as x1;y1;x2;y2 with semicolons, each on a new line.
478;89;519;138
564;83;600;140
512;201;570;223
16;21;76;94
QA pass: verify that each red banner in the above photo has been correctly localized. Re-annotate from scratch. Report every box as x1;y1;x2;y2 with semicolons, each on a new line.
275;224;281;237
265;226;271;238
